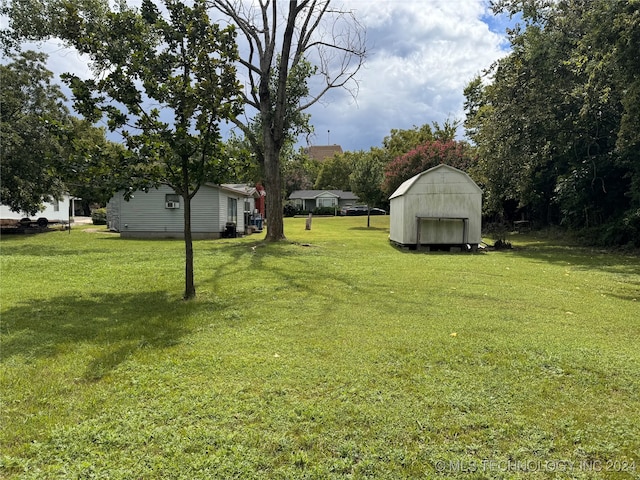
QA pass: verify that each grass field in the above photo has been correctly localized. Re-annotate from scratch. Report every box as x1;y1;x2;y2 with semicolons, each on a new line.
1;216;639;479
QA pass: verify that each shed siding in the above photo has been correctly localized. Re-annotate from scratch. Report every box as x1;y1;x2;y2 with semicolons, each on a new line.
389;165;482;246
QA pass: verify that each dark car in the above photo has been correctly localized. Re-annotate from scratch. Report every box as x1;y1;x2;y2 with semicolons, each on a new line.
340;206;386;216
369;208;386;215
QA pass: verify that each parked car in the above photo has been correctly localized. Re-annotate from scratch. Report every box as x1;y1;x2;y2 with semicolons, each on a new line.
339;206;386;216
369;208;387;215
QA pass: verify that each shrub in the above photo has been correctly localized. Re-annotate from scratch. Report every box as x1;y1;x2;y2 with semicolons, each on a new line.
283;203;302;217
91;208;107;225
312;206;337;216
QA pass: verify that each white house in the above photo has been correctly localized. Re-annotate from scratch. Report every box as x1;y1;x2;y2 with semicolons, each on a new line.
107;184;259;239
0;194;74;226
389;164;482;250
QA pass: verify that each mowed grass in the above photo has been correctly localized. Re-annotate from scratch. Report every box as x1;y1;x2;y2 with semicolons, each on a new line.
1;217;639;479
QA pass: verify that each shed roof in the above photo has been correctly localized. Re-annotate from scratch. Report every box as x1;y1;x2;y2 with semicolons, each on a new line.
289;189;359;201
389;164;481;200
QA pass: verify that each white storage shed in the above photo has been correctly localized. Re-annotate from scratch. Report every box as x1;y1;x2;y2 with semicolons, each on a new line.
389;164;482;250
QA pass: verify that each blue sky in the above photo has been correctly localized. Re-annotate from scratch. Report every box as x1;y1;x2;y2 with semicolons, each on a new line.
5;1;516;153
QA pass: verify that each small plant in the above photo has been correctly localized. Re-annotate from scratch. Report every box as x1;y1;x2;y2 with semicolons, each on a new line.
91;208;107;225
283;203;301;217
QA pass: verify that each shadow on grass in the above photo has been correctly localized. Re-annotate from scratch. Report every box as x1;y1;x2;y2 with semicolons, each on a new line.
1;291;190;380
389;243;486;255
348;226;389;232
206;241;358;311
505;236;640;276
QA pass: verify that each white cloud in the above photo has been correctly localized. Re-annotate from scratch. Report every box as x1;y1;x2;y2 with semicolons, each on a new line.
304;0;511;151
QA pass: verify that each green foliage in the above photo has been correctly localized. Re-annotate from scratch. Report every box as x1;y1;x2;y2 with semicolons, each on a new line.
466;0;640;246
349;149;386;215
0;51;69;215
282;147;321;198
90;207;107;225
60;0;242;196
283;203;302;217
314;152;356;190
380;120;460;165
61;117;125;208
1;219;639;477
311;205;336;215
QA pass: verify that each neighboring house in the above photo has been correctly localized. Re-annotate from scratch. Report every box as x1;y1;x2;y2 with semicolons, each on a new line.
288;190;359;211
304;145;343;162
107;184;259;239
0;194;75;226
389;164;482;250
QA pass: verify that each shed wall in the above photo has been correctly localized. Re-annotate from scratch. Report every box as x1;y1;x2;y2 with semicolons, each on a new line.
389;166;482;246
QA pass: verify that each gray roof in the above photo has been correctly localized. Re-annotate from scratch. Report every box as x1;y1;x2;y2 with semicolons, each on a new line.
289;190;359;200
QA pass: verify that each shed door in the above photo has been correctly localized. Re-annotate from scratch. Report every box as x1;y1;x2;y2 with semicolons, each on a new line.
420;219;467;244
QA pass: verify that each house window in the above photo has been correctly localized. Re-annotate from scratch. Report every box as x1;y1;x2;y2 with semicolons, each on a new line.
227;198;237;224
165;194;180;209
318;197;337;208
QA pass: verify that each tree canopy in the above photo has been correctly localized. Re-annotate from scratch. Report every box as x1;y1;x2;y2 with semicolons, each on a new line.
314;152;356;191
60;0;243;298
349;149;386;227
383;140;476;197
0;51;70;215
465;0;640;246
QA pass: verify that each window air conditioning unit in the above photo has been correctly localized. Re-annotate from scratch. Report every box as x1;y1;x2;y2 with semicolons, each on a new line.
165;201;179;209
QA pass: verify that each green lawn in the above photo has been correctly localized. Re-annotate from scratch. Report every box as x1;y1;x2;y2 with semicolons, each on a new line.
1;217;639;479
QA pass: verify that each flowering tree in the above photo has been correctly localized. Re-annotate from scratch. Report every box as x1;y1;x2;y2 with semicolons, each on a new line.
382;140;476;196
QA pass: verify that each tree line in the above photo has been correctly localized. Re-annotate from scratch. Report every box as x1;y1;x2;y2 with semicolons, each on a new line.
464;0;639;247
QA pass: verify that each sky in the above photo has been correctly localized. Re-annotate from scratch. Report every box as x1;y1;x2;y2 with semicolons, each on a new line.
302;0;514;151
6;0;515;153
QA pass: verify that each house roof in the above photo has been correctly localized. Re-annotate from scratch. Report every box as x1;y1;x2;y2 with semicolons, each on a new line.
218;183;261;198
289;189;359;201
389;164;481;200
304;145;343;162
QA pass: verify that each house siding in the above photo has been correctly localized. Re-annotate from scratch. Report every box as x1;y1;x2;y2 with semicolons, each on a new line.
108;184;251;239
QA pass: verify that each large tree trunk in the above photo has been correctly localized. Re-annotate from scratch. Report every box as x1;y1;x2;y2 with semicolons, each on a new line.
263;139;286;241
